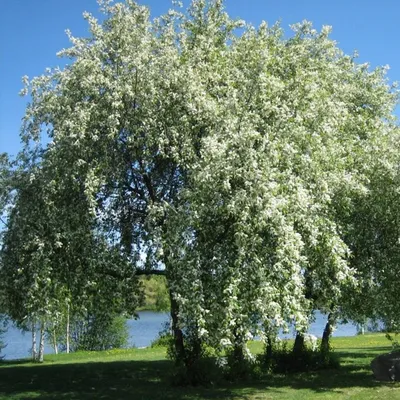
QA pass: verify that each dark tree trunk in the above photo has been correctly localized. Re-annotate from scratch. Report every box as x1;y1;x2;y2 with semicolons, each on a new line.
293;332;305;354
233;342;245;364
320;312;335;354
263;320;274;360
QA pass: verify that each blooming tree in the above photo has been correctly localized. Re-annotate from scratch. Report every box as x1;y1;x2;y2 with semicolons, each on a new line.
3;0;399;372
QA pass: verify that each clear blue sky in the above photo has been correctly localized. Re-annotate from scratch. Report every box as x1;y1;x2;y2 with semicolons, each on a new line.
1;0;399;157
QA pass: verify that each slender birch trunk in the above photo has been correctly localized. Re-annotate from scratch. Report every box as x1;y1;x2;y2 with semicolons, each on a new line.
38;322;45;362
31;320;37;361
52;325;58;355
66;303;70;354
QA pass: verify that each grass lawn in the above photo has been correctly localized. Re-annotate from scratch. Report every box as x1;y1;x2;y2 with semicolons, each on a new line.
1;334;400;399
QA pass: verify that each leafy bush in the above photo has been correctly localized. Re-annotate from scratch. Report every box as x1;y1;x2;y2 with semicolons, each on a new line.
385;332;400;351
225;356;261;381
151;320;173;348
151;332;173;348
260;339;339;374
63;313;129;352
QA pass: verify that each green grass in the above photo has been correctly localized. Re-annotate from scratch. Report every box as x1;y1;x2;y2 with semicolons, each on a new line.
1;334;400;399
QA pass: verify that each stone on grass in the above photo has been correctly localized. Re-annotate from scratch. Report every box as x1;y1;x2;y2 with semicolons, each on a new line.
371;351;400;381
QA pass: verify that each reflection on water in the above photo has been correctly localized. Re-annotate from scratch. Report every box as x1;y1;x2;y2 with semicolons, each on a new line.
1;310;358;360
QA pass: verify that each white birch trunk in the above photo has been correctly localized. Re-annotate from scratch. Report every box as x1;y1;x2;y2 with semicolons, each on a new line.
52;326;58;355
66;303;70;354
38;322;45;362
32;321;37;361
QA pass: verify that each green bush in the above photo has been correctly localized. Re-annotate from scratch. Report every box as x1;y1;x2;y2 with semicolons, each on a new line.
260;340;340;374
65;313;129;352
151;332;173;348
385;332;400;351
151;321;173;348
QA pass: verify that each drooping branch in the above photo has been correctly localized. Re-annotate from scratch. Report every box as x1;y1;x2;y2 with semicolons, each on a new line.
136;269;166;276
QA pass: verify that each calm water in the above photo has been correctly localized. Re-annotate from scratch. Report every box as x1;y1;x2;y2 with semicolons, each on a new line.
1;311;358;360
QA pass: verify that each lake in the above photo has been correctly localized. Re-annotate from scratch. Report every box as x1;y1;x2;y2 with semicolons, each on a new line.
1;311;359;360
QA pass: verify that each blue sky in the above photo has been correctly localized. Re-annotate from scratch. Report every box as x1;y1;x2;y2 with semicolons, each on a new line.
1;0;399;158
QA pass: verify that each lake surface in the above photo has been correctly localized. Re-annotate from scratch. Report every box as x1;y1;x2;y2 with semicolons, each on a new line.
1;311;359;360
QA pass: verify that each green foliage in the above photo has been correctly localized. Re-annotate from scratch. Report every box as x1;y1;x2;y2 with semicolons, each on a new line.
224;352;260;382
261;339;339;374
385;332;400;351
151;321;173;348
139;276;170;312
66;313;129;352
151;333;173;348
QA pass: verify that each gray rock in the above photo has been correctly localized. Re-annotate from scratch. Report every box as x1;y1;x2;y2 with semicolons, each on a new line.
371;351;400;381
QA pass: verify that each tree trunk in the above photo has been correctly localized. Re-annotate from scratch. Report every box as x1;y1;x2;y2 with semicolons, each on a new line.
233;342;245;364
293;332;305;354
266;334;273;359
320;312;335;354
38;322;45;362
52;326;58;355
66;303;70;354
264;321;274;360
169;290;185;364
31;321;37;361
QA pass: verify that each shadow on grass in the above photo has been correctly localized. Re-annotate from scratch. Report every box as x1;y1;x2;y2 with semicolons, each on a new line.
258;346;397;395
0;359;239;400
0;348;397;400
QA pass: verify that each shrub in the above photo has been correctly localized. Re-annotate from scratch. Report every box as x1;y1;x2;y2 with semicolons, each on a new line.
151;332;173;348
385;332;400;351
260;339;340;374
151;320;173;348
62;313;129;352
